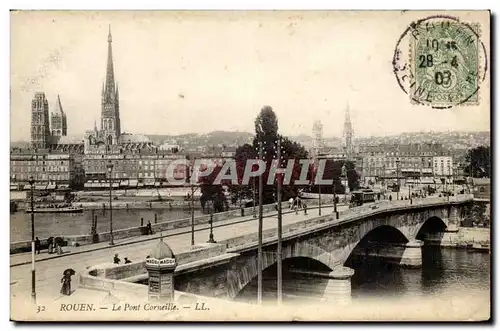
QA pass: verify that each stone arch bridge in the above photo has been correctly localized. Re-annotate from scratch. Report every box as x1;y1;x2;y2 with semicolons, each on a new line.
173;198;470;302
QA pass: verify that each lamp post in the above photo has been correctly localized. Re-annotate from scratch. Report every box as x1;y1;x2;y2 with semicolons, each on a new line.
207;199;216;243
341;164;347;203
333;177;338;219
257;139;264;305
421;157;425;197
107;162;114;245
452;166;456;194
318;164;322;216
28;176;36;304
396;159;401;201
252;178;256;219
190;162;195;246
275;138;283;305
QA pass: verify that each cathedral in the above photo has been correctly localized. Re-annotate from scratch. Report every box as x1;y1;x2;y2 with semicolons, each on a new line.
29;26;152;155
83;26;152;154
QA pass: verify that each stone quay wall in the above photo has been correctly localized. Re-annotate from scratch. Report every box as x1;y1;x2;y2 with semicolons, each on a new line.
10;199;333;254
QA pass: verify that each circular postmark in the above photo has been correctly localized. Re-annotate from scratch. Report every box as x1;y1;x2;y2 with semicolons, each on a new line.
393;15;487;109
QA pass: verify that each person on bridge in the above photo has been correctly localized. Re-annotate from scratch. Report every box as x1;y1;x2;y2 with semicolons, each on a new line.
113;254;121;264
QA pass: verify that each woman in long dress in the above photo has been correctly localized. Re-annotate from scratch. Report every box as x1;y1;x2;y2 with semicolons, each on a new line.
60;272;72;295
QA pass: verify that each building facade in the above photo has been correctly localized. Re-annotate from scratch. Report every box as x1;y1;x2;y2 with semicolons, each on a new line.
358;143;451;181
432;156;453;176
10;149;84;189
82;145;188;189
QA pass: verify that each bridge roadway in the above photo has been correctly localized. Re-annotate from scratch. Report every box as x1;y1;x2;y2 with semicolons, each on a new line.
10;202;348;306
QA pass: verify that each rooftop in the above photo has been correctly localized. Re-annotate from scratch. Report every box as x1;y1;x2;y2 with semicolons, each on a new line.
150;238;175;260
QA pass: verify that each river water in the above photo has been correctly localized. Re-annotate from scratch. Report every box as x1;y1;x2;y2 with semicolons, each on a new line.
236;246;491;315
10;208;203;242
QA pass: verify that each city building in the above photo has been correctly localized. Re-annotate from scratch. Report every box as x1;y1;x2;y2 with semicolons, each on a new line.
10;149;84;190
358;143;451;184
432;156;453;176
82;146;188;189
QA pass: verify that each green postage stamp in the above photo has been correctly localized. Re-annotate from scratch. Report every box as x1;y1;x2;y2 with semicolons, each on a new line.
410;19;481;107
393;15;487;109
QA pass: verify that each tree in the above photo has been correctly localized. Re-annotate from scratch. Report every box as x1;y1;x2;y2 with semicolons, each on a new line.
464;146;490;178
231;106;310;204
229;143;256;205
198;164;228;213
345;160;361;191
308;159;345;194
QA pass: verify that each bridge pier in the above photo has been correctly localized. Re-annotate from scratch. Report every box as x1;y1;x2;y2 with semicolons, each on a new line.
290;266;355;305
400;240;423;268
446;206;461;232
350;240;423;268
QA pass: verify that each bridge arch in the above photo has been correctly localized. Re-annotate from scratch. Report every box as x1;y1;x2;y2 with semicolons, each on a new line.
227;242;337;299
343;225;410;266
415;216;448;241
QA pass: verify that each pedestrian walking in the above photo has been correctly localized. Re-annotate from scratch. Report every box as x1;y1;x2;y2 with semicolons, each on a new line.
147;221;153;235
113;253;121;264
303;203;308;215
47;237;54;254
35;237;41;254
60;269;75;296
288;197;294;210
55;243;63;255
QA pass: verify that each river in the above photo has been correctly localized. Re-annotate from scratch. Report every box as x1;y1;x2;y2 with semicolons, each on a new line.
235;246;490;316
10;208;203;242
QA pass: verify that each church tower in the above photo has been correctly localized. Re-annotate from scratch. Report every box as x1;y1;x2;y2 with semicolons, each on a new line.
101;25;121;145
51;95;67;137
31;92;50;149
312;120;324;160
342;104;355;161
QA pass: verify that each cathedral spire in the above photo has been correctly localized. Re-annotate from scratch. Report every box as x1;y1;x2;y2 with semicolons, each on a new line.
342;103;354;161
104;24;115;98
54;94;63;114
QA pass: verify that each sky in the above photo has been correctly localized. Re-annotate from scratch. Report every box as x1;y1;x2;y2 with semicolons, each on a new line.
10;11;490;142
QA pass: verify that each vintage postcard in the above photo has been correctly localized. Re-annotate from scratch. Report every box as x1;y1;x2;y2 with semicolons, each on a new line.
10;10;490;322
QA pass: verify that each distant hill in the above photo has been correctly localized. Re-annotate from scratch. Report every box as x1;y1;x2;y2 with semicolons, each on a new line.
145;131;254;148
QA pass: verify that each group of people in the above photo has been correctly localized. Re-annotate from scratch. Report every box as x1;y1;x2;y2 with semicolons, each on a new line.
113;253;132;264
34;237;64;255
287;196;308;214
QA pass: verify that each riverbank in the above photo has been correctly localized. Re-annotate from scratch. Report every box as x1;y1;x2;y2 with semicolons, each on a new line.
438;227;490;247
15;199;236;211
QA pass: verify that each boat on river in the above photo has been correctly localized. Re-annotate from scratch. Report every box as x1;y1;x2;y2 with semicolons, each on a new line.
25;204;83;214
467;243;490;254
